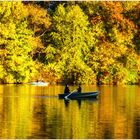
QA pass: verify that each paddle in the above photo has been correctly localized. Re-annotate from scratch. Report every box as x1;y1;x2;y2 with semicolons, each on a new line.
64;89;77;100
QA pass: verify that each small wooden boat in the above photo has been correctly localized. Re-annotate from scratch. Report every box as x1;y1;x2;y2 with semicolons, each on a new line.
29;81;49;86
59;91;99;99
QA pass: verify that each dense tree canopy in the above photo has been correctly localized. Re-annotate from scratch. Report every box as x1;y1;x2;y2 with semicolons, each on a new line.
0;1;140;85
0;2;35;83
45;4;95;84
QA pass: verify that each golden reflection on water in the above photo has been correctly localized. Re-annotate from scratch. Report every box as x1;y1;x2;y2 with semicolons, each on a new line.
0;84;140;139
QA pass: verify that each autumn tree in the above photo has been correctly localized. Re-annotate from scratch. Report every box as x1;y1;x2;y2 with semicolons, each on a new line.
25;3;51;62
84;2;137;84
0;2;35;83
45;4;95;84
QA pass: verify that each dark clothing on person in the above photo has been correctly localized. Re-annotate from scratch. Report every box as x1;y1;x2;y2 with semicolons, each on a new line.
77;85;81;93
64;85;70;93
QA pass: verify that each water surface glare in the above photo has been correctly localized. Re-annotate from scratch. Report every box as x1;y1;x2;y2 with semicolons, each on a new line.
0;84;140;139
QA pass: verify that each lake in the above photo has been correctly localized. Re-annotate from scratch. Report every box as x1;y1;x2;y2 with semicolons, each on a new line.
0;84;140;139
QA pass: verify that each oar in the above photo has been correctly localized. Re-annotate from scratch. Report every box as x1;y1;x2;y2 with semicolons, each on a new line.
64;89;77;100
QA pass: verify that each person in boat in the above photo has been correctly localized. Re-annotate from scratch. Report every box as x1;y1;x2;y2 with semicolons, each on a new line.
77;84;81;93
64;84;70;94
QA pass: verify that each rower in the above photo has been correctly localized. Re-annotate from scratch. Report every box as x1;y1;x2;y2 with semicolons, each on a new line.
77;85;81;93
64;84;70;94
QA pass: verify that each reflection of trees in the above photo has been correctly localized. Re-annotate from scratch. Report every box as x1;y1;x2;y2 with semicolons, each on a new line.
133;90;140;139
98;86;114;139
29;98;49;138
0;85;100;139
97;86;138;139
29;97;65;139
133;114;140;139
133;116;140;138
0;85;140;139
0;85;20;139
0;85;33;138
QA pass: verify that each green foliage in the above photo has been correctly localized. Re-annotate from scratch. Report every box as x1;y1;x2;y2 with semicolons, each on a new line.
26;3;51;62
0;2;36;83
46;4;95;84
124;70;138;84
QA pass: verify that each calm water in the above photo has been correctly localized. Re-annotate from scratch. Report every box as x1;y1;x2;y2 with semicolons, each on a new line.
0;84;140;139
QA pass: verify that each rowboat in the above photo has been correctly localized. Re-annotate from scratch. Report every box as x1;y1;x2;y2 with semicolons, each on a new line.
29;81;49;86
58;91;99;99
